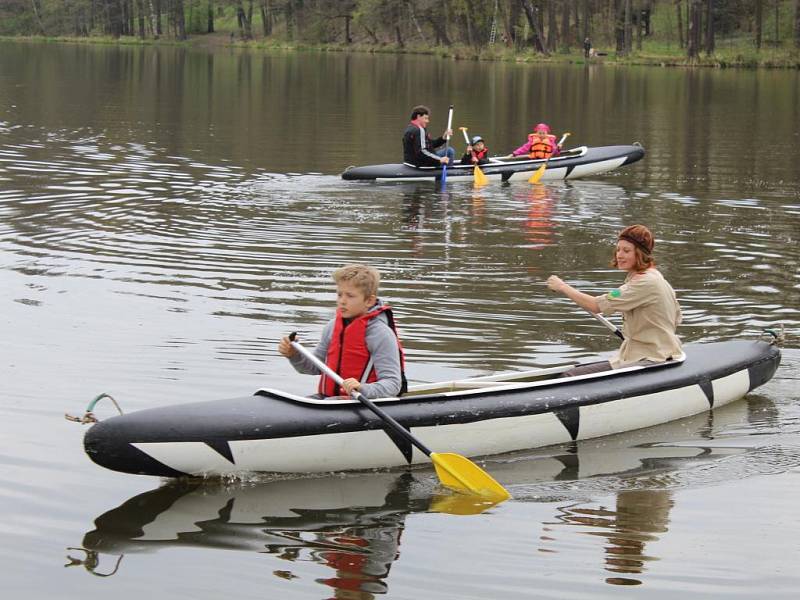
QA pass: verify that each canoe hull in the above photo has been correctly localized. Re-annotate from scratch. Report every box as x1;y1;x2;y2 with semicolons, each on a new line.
340;144;645;182
83;340;780;477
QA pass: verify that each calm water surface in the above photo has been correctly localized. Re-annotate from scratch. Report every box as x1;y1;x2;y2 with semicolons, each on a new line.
1;42;799;598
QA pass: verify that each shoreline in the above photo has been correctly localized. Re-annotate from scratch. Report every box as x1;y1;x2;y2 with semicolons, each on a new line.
3;33;799;69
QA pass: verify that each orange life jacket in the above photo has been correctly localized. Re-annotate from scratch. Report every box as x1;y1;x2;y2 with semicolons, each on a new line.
528;133;556;159
318;305;406;397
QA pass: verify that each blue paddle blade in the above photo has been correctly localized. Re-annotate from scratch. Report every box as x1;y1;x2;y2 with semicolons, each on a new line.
441;165;447;186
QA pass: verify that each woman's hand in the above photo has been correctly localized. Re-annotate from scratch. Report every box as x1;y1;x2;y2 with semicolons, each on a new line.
278;336;296;358
341;378;361;396
547;275;565;293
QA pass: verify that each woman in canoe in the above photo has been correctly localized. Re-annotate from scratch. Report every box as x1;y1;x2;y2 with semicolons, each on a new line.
547;224;682;376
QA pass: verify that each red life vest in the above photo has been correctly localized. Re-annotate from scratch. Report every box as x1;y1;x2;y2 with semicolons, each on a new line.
471;147;489;161
318;305;407;397
528;133;555;159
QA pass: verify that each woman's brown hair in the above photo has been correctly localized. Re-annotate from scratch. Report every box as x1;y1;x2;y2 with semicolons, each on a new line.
610;224;656;272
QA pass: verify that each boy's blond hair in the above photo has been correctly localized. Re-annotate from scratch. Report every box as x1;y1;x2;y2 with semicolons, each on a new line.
332;264;380;298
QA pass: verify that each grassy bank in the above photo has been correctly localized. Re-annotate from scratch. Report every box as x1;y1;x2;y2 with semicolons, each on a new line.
2;32;798;69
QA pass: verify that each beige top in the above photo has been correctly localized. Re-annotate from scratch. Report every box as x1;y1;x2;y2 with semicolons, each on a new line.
595;268;683;368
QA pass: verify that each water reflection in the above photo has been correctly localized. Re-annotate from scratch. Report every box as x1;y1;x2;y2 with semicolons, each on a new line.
69;396;786;595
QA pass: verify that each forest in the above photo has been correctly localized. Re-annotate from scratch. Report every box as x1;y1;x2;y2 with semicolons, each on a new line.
3;1;800;62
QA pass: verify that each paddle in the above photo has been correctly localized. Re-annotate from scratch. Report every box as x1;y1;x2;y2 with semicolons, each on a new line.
528;132;571;184
459;127;489;187
440;104;454;186
288;333;511;502
584;308;624;340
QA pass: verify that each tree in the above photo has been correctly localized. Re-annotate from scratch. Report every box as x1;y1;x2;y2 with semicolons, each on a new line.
755;0;762;49
704;0;714;54
687;0;702;59
795;0;800;48
519;0;547;53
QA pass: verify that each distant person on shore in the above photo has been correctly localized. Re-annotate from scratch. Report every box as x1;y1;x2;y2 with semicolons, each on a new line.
402;105;454;167
583;37;592;58
278;264;406;399
504;123;562;159
546;224;683;377
461;135;490;165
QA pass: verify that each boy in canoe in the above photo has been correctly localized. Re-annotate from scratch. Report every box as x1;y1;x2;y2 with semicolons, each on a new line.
402;105;454;167
278;264;406;399
461;135;490;165
505;123;562;159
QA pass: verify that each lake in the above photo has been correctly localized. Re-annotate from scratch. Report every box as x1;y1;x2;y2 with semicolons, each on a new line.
0;41;798;599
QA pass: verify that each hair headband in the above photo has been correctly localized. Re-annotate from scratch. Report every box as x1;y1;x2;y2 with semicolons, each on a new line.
619;233;653;255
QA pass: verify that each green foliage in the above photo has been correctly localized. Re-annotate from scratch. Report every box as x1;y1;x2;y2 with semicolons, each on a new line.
2;0;799;68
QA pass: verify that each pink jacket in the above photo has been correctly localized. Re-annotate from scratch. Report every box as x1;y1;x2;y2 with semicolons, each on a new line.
512;133;560;157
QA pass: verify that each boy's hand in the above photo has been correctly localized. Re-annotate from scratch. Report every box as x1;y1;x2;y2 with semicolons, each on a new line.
341;378;361;396
439;156;450;164
278;336;296;357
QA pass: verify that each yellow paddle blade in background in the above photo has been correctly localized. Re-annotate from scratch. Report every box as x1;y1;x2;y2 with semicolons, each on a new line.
473;165;489;186
528;161;547;184
431;452;511;502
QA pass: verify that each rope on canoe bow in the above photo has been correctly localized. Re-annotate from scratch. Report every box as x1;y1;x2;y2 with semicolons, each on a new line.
761;325;785;346
65;392;123;424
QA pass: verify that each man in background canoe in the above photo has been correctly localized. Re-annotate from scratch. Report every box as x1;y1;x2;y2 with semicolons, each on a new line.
402;105;454;167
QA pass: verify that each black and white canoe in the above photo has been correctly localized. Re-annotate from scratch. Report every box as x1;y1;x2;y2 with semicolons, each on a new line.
83;339;780;478
341;144;645;183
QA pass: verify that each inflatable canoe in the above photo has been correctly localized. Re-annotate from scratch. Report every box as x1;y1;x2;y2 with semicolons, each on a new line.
82;340;780;478
341;144;645;182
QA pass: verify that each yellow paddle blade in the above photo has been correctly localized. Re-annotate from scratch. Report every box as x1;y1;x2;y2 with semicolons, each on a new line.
429;493;503;515
473;165;489;187
528;161;547;184
431;452;511;502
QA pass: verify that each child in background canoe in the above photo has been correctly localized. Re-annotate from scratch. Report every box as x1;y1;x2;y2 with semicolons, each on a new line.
546;224;683;377
505;123;562;159
461;135;490;165
278;264;406;399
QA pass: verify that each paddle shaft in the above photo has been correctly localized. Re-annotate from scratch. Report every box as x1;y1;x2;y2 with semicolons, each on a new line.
585;308;624;340
440;105;454;183
288;333;434;457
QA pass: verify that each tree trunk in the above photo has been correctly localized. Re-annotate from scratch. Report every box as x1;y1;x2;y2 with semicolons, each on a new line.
560;0;570;50
614;0;625;53
687;0;701;59
137;0;146;37
395;25;404;47
174;0;186;39
547;0;558;52
207;0;214;33
676;0;684;48
236;1;252;39
29;0;47;35
519;0;547;53
636;0;643;50
704;0;714;54
624;0;632;54
260;0;271;36
795;0;800;48
155;0;162;36
581;0;590;41
755;0;762;49
344;15;352;44
506;0;521;46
